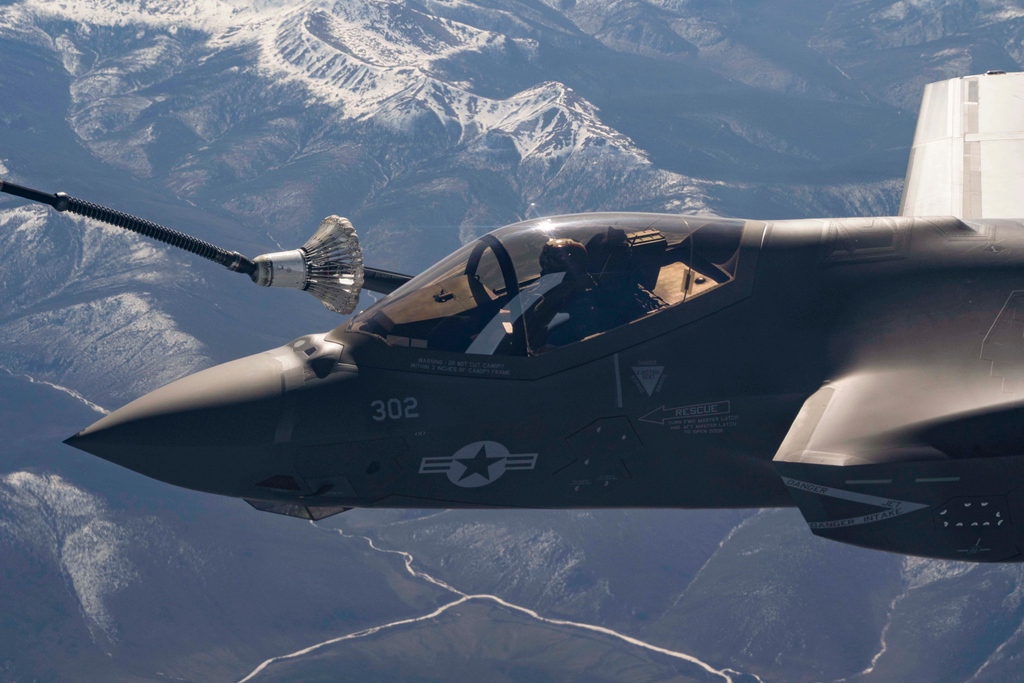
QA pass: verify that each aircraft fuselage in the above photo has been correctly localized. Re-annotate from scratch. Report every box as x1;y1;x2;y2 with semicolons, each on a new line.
71;215;1024;533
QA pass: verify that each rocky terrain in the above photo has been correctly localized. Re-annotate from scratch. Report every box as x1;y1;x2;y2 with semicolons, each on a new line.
1;0;1023;681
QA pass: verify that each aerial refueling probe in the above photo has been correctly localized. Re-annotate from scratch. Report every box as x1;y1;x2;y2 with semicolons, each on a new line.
0;179;412;313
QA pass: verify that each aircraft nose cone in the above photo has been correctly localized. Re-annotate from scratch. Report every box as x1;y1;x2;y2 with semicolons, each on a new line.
65;351;287;495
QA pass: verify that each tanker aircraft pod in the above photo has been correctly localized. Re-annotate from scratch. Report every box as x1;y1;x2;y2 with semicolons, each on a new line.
13;71;1024;562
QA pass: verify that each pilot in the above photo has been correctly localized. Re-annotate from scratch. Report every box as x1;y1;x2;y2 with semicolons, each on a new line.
527;231;670;353
528;238;617;351
540;237;590;280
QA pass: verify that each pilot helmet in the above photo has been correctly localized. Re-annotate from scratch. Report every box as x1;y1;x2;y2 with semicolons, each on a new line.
540;238;587;276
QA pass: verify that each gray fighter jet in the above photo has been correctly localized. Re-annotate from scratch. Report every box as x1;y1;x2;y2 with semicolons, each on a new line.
7;71;1024;562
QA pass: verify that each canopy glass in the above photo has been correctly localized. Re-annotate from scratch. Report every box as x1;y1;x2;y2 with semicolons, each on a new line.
347;214;746;356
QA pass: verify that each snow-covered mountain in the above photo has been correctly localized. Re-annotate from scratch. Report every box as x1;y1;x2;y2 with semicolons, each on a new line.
2;0;1024;681
1;0;709;209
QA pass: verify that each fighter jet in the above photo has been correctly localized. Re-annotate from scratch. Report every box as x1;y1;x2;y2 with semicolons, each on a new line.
5;71;1024;562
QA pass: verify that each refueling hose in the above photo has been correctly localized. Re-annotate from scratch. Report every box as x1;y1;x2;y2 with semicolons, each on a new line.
0;179;257;277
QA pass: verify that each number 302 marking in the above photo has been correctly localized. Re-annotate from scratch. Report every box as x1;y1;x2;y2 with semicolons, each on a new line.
371;397;419;421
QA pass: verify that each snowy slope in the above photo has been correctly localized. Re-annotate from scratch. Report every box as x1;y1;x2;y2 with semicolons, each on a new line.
1;0;699;200
3;1;1023;681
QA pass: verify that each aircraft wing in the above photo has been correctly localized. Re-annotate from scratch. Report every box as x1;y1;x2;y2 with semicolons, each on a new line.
899;71;1024;219
773;371;1024;561
786;71;1024;561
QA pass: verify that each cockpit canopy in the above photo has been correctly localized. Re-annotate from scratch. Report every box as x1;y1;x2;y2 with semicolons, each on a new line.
348;214;746;356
